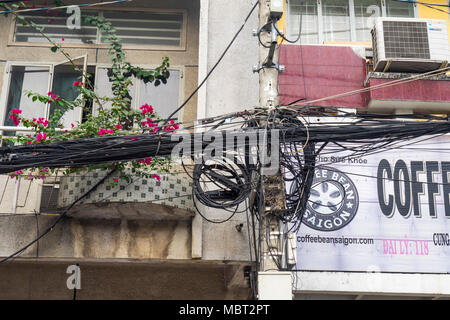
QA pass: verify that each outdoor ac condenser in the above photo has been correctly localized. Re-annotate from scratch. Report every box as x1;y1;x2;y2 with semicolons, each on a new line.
371;17;450;73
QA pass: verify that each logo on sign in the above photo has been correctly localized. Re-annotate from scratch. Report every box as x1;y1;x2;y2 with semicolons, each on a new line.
303;167;359;231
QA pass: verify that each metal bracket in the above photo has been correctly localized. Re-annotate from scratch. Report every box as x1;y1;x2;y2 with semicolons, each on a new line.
253;62;285;73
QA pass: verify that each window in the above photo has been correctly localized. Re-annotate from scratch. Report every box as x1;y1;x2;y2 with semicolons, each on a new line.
288;0;319;44
4;65;51;127
101;11;184;47
0;61;182;133
94;67;181;120
0;57;87;131
14;11;98;44
354;0;382;41
385;0;415;17
322;0;351;42
13;9;186;49
287;0;416;43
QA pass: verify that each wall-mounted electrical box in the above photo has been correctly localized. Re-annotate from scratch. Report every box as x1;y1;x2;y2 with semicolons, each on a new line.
270;0;284;19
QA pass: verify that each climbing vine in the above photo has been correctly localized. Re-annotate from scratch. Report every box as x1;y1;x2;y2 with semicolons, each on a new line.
0;1;178;185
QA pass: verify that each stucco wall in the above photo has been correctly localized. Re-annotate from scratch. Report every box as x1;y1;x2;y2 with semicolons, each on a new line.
197;0;259;119
194;0;259;263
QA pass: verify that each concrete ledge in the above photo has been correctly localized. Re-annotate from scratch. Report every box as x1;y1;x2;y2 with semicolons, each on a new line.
294;271;450;297
68;201;195;221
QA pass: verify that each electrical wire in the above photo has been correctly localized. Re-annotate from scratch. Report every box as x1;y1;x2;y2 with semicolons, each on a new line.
158;1;259;132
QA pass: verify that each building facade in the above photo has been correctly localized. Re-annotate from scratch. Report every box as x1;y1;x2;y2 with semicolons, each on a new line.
278;0;450;300
0;0;449;300
0;0;257;300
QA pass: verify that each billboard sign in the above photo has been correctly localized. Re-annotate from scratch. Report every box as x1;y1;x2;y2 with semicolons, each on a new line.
296;135;450;273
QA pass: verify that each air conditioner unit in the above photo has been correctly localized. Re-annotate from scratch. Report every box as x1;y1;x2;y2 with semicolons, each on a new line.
371;17;450;73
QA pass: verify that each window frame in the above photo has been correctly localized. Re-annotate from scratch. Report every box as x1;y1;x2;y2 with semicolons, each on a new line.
0;57;87;133
286;0;418;44
0;60;184;134
8;7;188;51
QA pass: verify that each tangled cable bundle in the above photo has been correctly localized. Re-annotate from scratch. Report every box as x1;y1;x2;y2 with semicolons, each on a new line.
192;155;253;210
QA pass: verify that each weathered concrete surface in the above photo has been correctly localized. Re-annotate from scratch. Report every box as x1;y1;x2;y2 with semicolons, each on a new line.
68;202;195;221
0;260;251;299
0;216;192;260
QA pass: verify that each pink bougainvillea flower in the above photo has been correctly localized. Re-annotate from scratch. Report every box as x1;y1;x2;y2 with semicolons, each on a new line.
9;109;22;126
140;104;154;116
61;37;64;41
57;97;61;101
51;93;57;99
106;129;114;134
141;118;159;128
138;157;153;166
115;124;122;130
47;91;52;96
152;174;161;182
73;81;80;86
36;117;49;127
163;120;179;132
36;132;47;143
114;178;118;183
71;123;75;128
98;128;107;135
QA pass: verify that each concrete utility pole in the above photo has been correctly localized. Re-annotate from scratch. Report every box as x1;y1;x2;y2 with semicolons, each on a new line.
255;0;293;300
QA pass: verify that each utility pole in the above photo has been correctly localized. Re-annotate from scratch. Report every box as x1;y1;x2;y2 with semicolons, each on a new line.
254;0;293;300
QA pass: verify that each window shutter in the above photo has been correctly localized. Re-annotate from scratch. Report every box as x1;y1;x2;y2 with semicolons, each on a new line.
101;11;184;47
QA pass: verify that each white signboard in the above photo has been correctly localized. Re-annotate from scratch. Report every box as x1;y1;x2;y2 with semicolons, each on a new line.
296;135;450;273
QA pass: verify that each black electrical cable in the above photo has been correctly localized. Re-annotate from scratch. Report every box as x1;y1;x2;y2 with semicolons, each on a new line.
272;1;303;44
158;1;259;132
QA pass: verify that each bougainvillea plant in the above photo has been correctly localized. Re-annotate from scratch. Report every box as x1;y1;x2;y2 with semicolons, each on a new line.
1;1;179;186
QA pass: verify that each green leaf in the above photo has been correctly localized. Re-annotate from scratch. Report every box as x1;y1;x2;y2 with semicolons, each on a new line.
51;46;58;53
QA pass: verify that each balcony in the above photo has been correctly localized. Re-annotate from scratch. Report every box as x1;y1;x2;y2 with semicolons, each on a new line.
57;168;195;221
365;72;450;113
